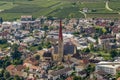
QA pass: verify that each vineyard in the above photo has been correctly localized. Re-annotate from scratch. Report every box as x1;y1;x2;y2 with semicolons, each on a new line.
0;0;120;20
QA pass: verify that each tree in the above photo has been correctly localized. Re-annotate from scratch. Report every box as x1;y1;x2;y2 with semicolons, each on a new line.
4;61;11;68
91;9;97;12
7;77;14;80
83;48;90;53
43;41;51;48
11;50;22;59
102;28;107;34
72;2;76;6
0;39;7;44
10;50;23;65
49;26;55;30
43;26;48;31
73;76;81;80
89;43;94;51
73;31;80;36
13;75;21;80
0;17;3;24
12;59;23;65
38;45;42;50
35;55;40;60
110;50;118;58
11;44;19;51
69;13;75;18
85;64;95;76
110;22;114;26
0;56;11;69
47;16;54;21
3;71;10;79
0;69;4;77
116;71;120;79
104;74;112;80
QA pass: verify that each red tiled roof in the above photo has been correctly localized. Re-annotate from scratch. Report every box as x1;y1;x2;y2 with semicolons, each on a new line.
99;34;115;39
24;57;39;66
112;27;120;33
15;65;25;71
65;77;73;80
6;65;15;71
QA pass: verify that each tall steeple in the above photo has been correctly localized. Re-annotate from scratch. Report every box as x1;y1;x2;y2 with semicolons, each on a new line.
58;19;63;62
59;20;63;41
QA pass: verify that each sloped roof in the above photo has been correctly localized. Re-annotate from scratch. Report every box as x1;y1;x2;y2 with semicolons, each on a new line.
53;42;75;55
49;67;72;76
43;51;52;57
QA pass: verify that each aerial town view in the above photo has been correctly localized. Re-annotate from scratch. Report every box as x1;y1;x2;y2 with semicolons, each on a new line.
0;0;120;80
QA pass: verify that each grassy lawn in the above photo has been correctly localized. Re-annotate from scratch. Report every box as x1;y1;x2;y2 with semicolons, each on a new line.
92;50;112;60
0;43;10;49
0;0;120;20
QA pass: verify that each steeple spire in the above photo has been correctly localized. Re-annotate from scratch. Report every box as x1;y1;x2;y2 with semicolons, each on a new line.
59;19;63;41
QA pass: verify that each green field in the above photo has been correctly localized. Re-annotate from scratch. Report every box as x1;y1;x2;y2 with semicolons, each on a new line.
0;0;120;20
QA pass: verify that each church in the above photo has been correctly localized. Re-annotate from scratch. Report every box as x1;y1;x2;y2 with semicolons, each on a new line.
42;20;76;62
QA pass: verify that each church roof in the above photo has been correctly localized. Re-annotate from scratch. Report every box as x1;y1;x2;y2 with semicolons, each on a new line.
64;43;74;55
72;53;81;59
43;51;52;57
53;42;75;55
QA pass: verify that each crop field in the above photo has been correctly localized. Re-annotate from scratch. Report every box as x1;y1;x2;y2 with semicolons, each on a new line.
0;0;120;20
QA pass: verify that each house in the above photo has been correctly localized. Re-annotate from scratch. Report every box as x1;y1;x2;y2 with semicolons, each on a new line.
76;70;87;78
20;15;40;30
48;67;73;80
2;21;12;33
18;45;27;52
95;61;120;80
63;60;74;68
84;27;95;37
75;65;84;72
6;65;26;72
75;37;89;50
41;62;50;70
87;37;96;44
23;36;35;44
23;63;40;73
98;34;115;45
33;30;45;38
96;61;120;76
6;65;27;78
112;27;120;35
0;31;10;39
15;65;26;71
12;21;21;31
24;57;39;66
116;33;120;46
27;74;36;80
0;52;4;58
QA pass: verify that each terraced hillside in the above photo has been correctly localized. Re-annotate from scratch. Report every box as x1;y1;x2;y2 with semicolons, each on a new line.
0;0;120;20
